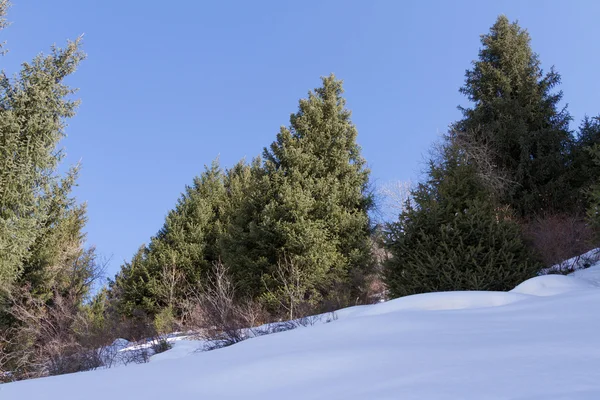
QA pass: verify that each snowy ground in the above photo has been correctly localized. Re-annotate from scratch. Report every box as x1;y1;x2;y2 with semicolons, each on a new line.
3;266;600;399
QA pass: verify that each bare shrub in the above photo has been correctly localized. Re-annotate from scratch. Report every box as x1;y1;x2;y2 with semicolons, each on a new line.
0;286;103;381
449;127;517;200
363;273;387;303
186;259;342;352
150;336;172;355
185;261;267;351
262;255;316;321
116;309;156;343
377;180;413;222
249;320;296;338
116;346;150;366
524;213;596;270
294;314;322;327
0;282;160;381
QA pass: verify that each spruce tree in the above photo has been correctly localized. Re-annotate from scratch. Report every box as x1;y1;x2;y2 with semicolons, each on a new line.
110;161;227;319
0;34;87;292
147;160;226;287
384;141;541;298
220;158;273;298
0;4;102;377
455;15;573;216
110;245;157;319
258;75;373;310
570;116;600;201
0;0;94;307
585;144;600;238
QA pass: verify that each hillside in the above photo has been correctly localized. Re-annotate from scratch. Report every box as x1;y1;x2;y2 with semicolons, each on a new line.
2;263;600;399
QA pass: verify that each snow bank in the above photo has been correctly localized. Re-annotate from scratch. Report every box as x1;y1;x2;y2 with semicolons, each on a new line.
571;263;600;286
150;340;199;363
3;266;600;399
511;274;598;296
541;248;600;274
356;290;530;317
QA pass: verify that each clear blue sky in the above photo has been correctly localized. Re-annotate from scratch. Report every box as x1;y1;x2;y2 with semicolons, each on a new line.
4;1;599;278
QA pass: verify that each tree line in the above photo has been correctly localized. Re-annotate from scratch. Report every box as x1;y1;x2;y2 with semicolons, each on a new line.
1;4;599;381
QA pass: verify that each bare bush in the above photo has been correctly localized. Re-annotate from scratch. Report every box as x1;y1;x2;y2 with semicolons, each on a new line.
449;127;517;199
524;213;596;270
150;336;172;354
115;345;150;366
378;180;413;222
0;286;103;381
263;255;312;321
249;321;296;338
184;259;342;353
185;261;267;351
294;311;338;327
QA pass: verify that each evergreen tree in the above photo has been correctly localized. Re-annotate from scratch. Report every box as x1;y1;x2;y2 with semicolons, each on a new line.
0;3;102;378
570;116;600;199
147;160;226;288
0;0;94;310
109;245;157;318
384;141;541;298
258;75;373;310
585;144;600;237
110;161;227;319
0;33;87;292
220;158;273;298
455;15;573;216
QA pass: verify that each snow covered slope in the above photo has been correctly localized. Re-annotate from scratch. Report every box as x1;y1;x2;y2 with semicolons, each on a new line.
3;267;600;400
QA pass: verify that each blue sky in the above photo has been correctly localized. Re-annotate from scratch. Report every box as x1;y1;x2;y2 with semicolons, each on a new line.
4;1;599;277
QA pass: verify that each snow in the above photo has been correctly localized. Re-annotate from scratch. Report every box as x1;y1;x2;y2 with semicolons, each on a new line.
3;265;600;399
149;340;198;363
540;248;600;274
356;290;531;316
572;264;600;286
511;274;598;296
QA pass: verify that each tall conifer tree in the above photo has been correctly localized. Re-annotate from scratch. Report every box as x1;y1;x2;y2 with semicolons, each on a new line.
259;75;374;308
111;161;227;319
455;15;573;215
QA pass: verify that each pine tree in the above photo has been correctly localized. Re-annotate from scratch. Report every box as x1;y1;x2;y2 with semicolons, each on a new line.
110;245;157;319
384;141;541;298
110;161;227;319
570;116;600;201
455;15;573;216
0;4;102;377
147;160;226;287
257;75;374;310
585;144;600;238
220;158;273;299
0;34;87;292
0;1;94;308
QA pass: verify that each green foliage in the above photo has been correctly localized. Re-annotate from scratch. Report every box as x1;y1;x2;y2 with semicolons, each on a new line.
0;4;101;378
81;287;110;334
153;307;176;336
151;337;172;354
110;161;227;319
571;116;600;200
112;75;375;320
384;15;586;300
0;35;86;291
0;3;97;353
254;75;373;309
220;158;273;298
110;246;158;318
586;144;600;237
385;200;540;297
455;15;573;216
384;142;542;298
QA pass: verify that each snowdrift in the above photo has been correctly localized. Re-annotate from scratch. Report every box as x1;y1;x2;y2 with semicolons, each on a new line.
2;266;600;400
